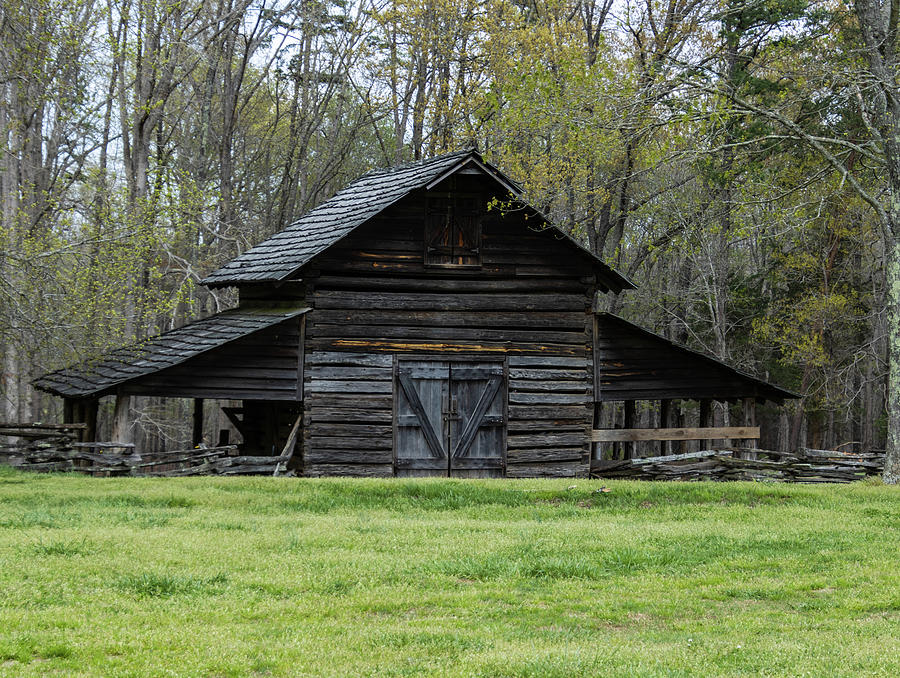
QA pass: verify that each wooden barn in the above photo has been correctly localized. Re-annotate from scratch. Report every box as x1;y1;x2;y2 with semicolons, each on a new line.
35;149;796;477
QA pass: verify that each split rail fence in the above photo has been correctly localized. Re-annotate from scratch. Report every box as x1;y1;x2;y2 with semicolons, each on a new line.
0;423;293;476
0;423;886;482
590;426;884;482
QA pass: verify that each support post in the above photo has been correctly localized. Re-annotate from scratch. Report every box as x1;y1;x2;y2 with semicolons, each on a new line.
623;400;636;459
742;397;758;458
192;398;204;447
699;399;711;449
84;398;98;444
675;401;686;453
111;391;133;448
659;399;671;456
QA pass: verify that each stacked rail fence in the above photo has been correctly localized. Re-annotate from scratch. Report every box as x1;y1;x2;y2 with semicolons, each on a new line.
0;422;886;481
0;423;291;476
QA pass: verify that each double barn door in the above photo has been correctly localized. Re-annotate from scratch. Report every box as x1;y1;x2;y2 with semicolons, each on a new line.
394;360;506;477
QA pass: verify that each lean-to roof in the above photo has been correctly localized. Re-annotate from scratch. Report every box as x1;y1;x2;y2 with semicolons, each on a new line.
34;307;309;398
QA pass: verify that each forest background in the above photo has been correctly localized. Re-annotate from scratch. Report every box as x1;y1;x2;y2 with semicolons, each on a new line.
2;0;898;476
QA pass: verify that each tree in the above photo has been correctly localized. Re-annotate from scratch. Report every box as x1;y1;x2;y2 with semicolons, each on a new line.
693;0;899;480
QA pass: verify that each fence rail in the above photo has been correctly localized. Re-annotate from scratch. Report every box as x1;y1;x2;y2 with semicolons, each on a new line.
591;426;760;443
0;423;291;476
590;448;884;483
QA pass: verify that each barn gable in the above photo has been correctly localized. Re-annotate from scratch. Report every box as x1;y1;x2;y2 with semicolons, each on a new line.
202;149;634;293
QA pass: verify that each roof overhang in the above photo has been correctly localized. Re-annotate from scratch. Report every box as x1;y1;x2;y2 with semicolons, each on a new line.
34;307;310;399
594;312;800;403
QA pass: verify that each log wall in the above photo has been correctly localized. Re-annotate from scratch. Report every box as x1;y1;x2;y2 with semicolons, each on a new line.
295;183;597;478
121;318;301;401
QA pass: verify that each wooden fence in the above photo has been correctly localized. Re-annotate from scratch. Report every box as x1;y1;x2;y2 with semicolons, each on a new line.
592;425;761;459
0;423;292;476
1;422;887;482
590;448;885;483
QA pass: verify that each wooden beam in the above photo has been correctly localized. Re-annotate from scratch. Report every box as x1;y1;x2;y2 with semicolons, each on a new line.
591;426;760;443
659;399;671;455
274;413;304;477
743;397;757;426
192;399;204;447
84;398;98;443
296;313;306;401
623;400;636;459
111;392;132;447
63;398;75;423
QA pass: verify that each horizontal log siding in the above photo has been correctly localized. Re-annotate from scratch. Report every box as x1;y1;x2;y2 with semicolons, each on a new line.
299;190;596;478
121;320;301;401
595;321;770;401
507;356;593;477
301;352;394;477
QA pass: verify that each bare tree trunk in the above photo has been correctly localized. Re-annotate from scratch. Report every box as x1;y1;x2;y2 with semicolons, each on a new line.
883;235;900;481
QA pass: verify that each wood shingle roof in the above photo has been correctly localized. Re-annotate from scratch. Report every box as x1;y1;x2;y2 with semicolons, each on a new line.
34;307;309;398
201;149;634;291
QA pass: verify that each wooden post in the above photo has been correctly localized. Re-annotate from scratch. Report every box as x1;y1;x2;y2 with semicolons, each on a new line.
192;398;204;447
592;401;602;460
659;399;671;456
623;400;636;459
742;397;757;458
675;401;686;453
111;392;133;448
699;399;711;449
84;398;98;444
63;398;75;424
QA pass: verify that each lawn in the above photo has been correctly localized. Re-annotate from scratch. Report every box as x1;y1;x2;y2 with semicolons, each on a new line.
0;470;897;677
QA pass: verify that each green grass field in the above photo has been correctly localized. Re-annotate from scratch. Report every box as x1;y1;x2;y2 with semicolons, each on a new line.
0;470;897;677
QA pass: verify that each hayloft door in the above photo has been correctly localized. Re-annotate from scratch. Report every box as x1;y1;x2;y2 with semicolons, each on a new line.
394;360;506;477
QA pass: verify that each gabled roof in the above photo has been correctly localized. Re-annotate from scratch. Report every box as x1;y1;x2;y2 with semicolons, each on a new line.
34;307;309;398
595;313;800;403
201;149;634;291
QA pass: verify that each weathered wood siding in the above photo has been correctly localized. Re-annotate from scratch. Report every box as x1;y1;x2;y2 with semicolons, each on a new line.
301;351;394;477
297;182;596;478
594;315;775;402
506;356;593;478
121;319;301;401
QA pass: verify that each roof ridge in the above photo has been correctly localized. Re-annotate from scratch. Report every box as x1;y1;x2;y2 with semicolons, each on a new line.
355;148;474;180
200;148;633;291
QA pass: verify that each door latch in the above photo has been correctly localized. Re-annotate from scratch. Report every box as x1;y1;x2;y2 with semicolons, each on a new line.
443;395;460;421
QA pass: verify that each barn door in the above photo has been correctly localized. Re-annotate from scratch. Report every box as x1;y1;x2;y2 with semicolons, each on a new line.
449;362;505;478
394;359;505;477
395;361;450;476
